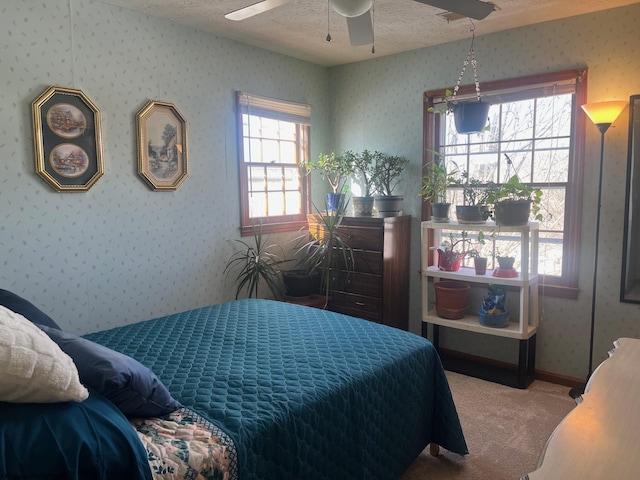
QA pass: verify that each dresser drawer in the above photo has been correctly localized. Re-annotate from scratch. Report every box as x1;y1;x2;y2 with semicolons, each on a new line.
341;272;382;297
351;250;382;274
329;292;381;321
337;225;383;251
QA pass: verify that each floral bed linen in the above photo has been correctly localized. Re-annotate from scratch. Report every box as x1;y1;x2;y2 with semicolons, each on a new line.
131;407;238;480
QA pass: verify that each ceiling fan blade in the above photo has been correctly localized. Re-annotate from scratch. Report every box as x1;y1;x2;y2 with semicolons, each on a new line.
225;0;290;21
414;0;495;20
346;11;374;46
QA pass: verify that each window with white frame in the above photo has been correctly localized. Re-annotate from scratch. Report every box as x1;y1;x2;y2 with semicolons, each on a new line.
423;69;588;298
237;92;311;236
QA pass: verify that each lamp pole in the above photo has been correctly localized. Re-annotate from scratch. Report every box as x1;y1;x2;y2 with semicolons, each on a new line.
569;101;626;399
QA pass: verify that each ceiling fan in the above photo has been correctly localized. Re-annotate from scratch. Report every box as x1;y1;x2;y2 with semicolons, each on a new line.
225;0;495;47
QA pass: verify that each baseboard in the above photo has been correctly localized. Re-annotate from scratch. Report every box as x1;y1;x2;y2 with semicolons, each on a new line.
439;348;585;389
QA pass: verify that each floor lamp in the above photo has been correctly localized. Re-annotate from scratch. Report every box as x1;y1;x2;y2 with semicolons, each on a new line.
569;100;627;400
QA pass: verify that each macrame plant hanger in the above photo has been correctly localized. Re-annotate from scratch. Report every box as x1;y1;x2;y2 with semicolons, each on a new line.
449;22;490;134
452;23;481;103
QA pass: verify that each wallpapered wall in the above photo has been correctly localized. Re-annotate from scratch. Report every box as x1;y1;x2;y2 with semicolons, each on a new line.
0;0;329;333
1;0;639;379
329;4;640;377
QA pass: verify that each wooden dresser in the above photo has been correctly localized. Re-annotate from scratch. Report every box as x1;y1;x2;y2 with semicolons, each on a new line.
524;337;640;479
308;215;411;330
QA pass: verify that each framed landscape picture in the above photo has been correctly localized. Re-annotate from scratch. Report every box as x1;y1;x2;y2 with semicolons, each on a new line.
31;86;104;192
136;100;189;191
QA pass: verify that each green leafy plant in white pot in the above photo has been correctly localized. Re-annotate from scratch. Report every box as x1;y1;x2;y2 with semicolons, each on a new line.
344;150;379;216
372;153;409;217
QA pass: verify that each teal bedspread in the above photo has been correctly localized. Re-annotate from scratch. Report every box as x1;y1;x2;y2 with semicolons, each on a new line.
85;299;467;480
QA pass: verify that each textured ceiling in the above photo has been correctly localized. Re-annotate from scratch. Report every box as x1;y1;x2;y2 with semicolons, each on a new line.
99;0;639;66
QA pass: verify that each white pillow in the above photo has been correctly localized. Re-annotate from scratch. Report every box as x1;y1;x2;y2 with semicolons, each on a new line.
0;305;88;403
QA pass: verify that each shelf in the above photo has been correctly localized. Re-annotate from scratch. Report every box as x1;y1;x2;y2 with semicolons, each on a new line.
423;220;540;232
422;266;537;287
423;311;537;340
421;220;539;387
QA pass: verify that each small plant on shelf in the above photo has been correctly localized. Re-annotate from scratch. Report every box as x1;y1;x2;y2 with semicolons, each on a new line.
436;231;471;271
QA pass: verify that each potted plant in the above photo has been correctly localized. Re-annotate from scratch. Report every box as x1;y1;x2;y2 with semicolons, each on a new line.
420;154;458;222
291;195;354;304
372;153;409;216
427;89;490;134
468;249;488;275
435;231;470;272
434;280;470;320
485;173;543;226
455;171;494;224
301;151;354;213
478;284;510;328
224;223;288;299
345;149;379;217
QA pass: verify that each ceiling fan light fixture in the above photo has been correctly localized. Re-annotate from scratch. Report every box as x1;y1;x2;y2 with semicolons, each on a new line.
330;0;375;18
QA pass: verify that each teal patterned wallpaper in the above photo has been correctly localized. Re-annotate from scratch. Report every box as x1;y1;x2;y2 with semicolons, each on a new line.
329;4;640;377
0;0;329;334
1;0;639;378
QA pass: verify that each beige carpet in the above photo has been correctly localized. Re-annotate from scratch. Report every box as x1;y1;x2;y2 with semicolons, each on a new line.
400;372;576;480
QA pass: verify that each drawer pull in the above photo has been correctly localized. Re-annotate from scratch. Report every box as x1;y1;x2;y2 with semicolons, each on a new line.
355;301;365;306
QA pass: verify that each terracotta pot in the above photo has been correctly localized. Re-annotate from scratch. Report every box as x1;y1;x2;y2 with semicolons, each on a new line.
436;249;466;271
434;281;470;319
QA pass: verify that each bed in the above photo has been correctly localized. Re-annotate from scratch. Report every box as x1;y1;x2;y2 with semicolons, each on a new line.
0;294;467;480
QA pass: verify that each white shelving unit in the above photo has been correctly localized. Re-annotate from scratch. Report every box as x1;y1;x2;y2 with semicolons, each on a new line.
421;220;540;388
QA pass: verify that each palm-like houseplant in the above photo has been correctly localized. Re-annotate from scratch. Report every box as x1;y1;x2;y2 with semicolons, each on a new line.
224;223;287;299
292;195;354;303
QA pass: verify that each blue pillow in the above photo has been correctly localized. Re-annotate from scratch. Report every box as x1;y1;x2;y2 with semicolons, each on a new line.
0;387;151;480
38;324;182;418
0;289;61;329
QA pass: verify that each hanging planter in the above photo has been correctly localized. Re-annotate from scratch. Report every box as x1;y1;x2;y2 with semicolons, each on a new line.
450;27;490;135
453;101;491;134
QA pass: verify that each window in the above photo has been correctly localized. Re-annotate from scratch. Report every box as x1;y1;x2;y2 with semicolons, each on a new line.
423;69;588;298
237;92;311;235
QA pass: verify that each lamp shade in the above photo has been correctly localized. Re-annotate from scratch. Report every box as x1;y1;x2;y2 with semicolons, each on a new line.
581;101;627;126
330;0;375;17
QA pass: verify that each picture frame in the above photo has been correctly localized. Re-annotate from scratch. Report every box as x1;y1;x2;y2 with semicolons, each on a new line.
136;100;189;191
31;86;104;192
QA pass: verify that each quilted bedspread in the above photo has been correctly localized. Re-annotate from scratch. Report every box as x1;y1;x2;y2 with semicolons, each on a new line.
85;299;467;480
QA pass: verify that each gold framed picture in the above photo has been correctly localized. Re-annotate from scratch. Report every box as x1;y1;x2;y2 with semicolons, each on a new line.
136;100;188;191
31;86;104;192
